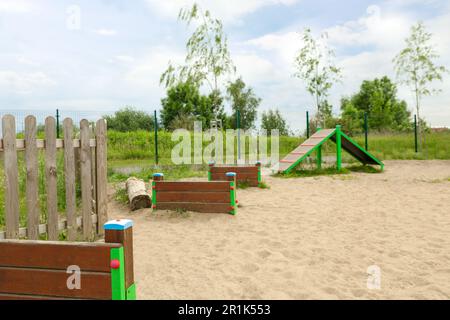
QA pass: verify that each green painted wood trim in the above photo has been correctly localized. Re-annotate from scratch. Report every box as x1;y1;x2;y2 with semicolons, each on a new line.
110;247;126;300
229;181;236;215
152;181;157;210
336;125;342;171
283;129;337;174
257;166;262;184
207;170;212;181
126;283;137;300
339;131;384;168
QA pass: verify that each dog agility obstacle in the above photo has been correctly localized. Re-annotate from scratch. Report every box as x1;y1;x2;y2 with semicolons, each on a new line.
0;219;136;300
151;173;237;215
208;162;262;187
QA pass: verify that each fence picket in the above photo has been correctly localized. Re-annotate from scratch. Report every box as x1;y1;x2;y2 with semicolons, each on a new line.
25;116;39;240
63;118;77;241
95;119;108;236
80;119;93;240
1;115;20;239
45;117;58;240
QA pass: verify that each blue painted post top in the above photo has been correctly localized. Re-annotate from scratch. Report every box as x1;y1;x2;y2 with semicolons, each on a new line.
226;172;237;177
104;219;134;231
256;161;261;166
208;160;216;166
153;173;164;178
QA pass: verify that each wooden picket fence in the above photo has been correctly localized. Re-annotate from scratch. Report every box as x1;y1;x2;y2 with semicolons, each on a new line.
0;115;108;241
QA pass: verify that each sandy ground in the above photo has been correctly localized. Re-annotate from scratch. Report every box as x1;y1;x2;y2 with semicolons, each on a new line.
109;160;450;300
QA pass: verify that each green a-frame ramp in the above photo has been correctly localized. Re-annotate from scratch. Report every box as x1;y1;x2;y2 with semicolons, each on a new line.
275;125;384;174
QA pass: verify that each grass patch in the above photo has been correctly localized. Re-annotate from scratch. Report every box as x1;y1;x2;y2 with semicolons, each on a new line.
276;166;350;178
346;165;382;174
114;186;129;205
237;181;251;189
258;181;270;189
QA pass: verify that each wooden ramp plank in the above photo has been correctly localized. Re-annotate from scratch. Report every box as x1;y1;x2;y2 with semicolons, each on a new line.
274;129;336;173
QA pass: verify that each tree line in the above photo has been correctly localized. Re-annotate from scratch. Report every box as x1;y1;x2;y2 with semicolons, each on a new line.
105;3;447;151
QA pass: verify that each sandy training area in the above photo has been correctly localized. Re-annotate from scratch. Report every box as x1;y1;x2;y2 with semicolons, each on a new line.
110;160;450;299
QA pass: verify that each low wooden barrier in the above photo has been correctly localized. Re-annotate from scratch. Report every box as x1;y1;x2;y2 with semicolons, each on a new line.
208;162;261;187
0;219;136;300
151;173;237;215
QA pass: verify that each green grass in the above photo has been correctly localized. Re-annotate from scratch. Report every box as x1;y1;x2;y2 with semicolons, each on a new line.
275;164;382;179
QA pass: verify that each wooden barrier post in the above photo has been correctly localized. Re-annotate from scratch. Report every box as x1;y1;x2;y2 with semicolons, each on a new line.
226;172;237;215
336;125;342;171
104;219;136;300
208;161;215;181
256;161;262;186
152;173;164;211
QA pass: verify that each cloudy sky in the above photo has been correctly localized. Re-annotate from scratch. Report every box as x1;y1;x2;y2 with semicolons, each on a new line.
0;0;449;132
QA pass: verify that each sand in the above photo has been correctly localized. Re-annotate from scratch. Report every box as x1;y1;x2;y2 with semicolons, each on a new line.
109;160;450;300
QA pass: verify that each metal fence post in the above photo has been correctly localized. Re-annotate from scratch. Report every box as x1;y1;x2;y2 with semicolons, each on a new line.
364;112;368;151
306;111;310;138
154;110;159;165
56;109;60;138
414;115;418;153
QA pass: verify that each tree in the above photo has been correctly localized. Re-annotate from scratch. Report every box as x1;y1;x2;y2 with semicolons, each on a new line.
393;22;448;150
104;107;154;132
261;109;290;136
340;76;411;133
160;81;214;129
226;77;261;130
160;3;236;120
294;28;342;126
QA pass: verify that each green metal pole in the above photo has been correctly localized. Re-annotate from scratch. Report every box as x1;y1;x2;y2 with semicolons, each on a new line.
364;112;368;151
56;109;60;139
154;110;159;165
306;111;310;138
316;127;322;169
336;125;342;171
414;115;418;153
237;110;241;162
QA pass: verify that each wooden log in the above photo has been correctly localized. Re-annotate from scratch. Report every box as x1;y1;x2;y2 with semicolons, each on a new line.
126;177;151;211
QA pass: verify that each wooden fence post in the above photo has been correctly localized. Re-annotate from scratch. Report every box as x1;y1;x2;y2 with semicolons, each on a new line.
80;119;93;240
45;117;58;240
63;118;77;241
2;115;20;239
95;119;108;236
104;219;135;300
25;116;39;240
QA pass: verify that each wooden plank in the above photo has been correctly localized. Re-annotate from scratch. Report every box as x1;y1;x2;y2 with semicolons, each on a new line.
0;267;112;300
45;117;58;240
105;227;134;290
1;115;20;239
95;119;108;236
155;181;230;192
210;166;258;174
25;116;40;240
212;172;257;180
0;241;119;271
80;119;93;240
0;138;96;151
157;191;229;203
63;118;77;241
157;202;232;214
90;124;97;217
0;293;81;300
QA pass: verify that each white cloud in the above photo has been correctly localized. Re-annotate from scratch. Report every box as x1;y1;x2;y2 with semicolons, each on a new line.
0;71;56;95
144;0;300;23
0;0;33;13
95;29;117;36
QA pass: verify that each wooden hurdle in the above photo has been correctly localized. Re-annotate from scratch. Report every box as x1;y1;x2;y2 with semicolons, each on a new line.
151;173;237;215
0;219;136;300
208;162;262;187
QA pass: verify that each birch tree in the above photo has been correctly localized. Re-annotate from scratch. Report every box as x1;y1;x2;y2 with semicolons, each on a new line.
393;22;448;150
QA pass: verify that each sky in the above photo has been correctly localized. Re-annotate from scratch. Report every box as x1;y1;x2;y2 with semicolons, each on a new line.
0;0;449;132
